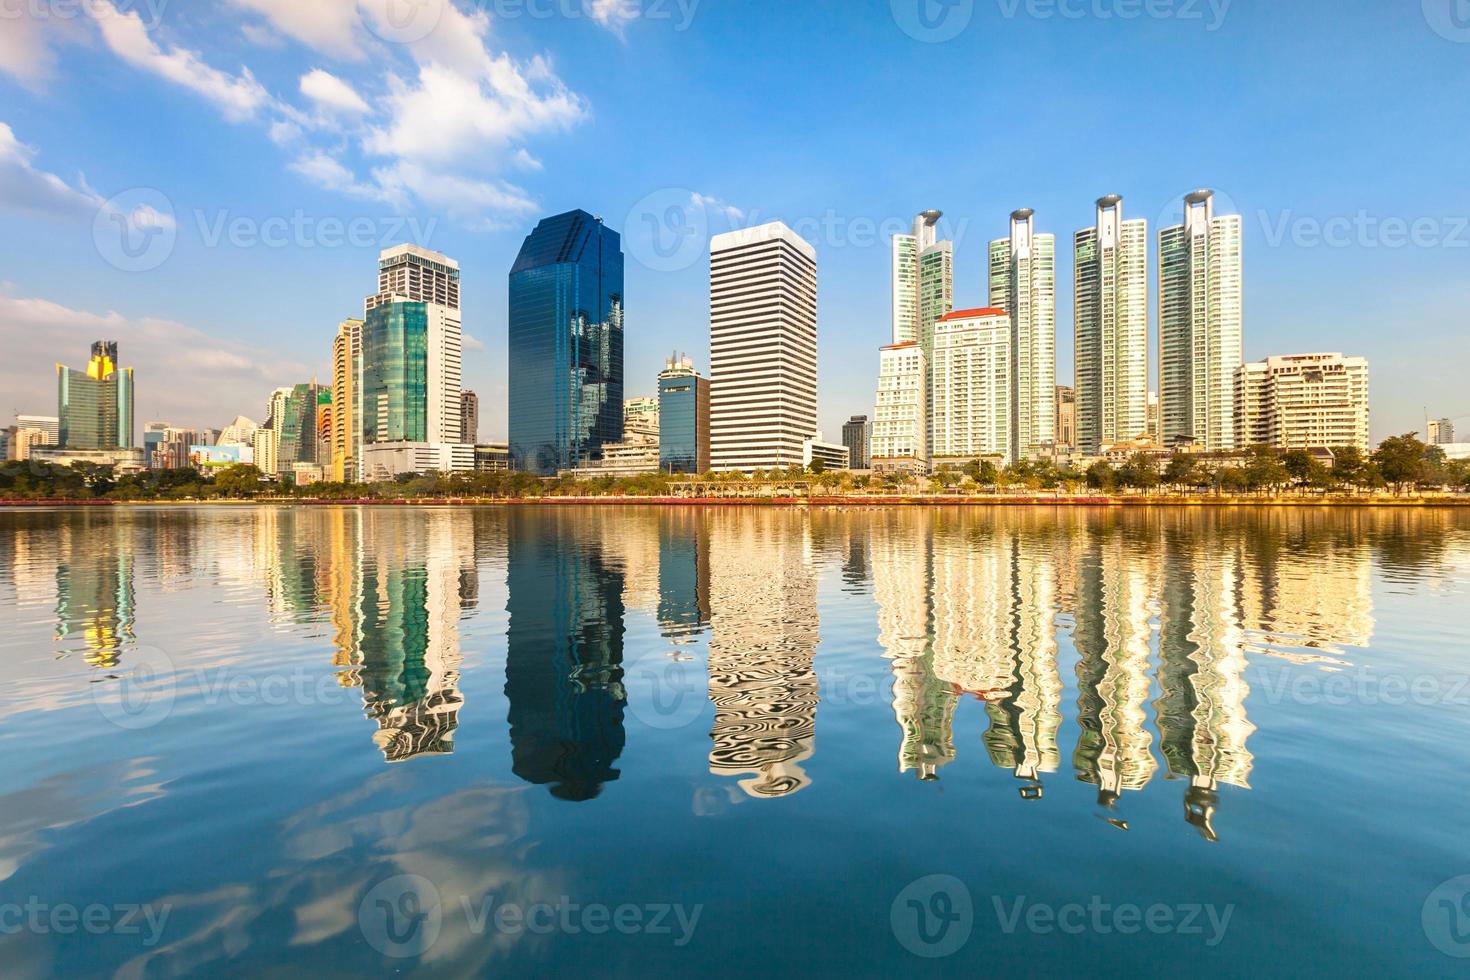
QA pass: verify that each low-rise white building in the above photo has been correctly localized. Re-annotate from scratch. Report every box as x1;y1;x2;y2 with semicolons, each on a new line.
1235;353;1370;453
361;442;474;482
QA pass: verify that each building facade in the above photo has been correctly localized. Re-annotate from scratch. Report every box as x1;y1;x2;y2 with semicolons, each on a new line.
1428;418;1456;445
331;318;364;482
16;415;59;444
1055;385;1076;451
1074;196;1148;454
658;355;710;475
842;415;872;470
509;210;624;474
1159;189;1244;451
929;309;1013;467
989;208;1057;461
1235;353;1370;453
872;344;927;472
460;390;479;445
57;341;134;451
709;221;817;472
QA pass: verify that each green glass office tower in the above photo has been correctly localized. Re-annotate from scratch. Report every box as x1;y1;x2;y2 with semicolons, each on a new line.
509;210;624;474
57;341;134;450
362;302;431;445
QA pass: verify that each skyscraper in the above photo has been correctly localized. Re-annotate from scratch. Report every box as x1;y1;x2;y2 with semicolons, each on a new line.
331;318;364;482
57;341;133;450
460;390;479;445
658;354;710;475
929;309;1013;466
842;415;872;470
989;208;1057;461
1159;189;1244;451
891;210;952;347
1074;196;1148;454
709;221;817;472
361;245;465;479
872;343;927;472
509;210;624;474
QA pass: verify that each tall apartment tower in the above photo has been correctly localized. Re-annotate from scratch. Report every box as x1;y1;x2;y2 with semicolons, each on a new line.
929;309;1013;466
362;244;463;449
509;211;624;474
1159;189;1244;451
1236;353;1370;453
331;318;364;482
891;210;952;345
460;390;479;445
1074;195;1148;454
709;221;817;472
989;208;1057;460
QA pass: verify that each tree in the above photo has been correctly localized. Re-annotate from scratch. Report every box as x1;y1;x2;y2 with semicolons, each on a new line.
1282;449;1330;490
1330;446;1370;487
1163;454;1198;488
965;459;999;485
808;457;826;475
215;464;263;498
1373;433;1428;493
1243;445;1289;493
1118;453;1161;492
1085;461;1117;492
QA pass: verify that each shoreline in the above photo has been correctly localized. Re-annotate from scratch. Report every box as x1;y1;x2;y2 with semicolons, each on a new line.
4;495;1470;509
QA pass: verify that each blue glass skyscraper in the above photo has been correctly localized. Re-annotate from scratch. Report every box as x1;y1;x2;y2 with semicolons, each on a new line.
508;210;624;474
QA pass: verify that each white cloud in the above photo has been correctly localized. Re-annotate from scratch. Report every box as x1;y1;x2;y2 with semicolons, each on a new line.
299;69;370;116
692;191;744;222
0;9;57;84
0;122;105;221
289;151;393;203
89;2;273;123
230;0;365;61
586;0;640;35
0;285;310;428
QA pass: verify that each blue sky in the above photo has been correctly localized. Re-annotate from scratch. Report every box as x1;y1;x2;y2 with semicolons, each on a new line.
2;0;1468;443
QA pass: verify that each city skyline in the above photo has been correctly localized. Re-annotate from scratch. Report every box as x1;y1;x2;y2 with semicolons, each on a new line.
1;3;1465;446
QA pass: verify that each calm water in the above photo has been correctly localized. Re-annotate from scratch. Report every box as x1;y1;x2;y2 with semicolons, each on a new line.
2;505;1469;977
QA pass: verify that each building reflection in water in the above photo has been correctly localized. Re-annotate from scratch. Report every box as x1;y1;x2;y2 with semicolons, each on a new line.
504;509;627;802
705;510;820;799
53;519;136;669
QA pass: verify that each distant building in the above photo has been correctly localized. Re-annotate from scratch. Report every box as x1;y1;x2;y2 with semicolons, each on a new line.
362;441;474;481
930;309;1012;467
1427;418;1455;445
273;382;328;478
509;210;623;474
57;341;133;451
624;395;660;438
474;443;512;472
143;421;169;467
1158;190;1244;451
10;427;50;461
218;415;257;447
872;343;927;473
710;221;817;472
1075;196;1148;454
16;414;59;444
1235;353;1370;453
1055;386;1076;450
252;427;279;477
460;390;479;445
842;415;872;470
29;447;146;473
803;436;849;471
332;318;364;482
658;355;710;475
1147;391;1160;444
990;208;1057;461
190;444;253;473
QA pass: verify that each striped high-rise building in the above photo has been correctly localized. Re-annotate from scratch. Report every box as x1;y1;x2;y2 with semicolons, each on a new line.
929;309;1013;466
709;222;817;472
1074;196;1148;454
331;318;364;482
1159;190;1244;451
989;208;1057;461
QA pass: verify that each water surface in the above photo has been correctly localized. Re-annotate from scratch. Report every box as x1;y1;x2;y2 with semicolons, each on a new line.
1;505;1468;977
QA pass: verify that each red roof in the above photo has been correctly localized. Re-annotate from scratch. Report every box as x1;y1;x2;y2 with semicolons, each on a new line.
939;307;1008;322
